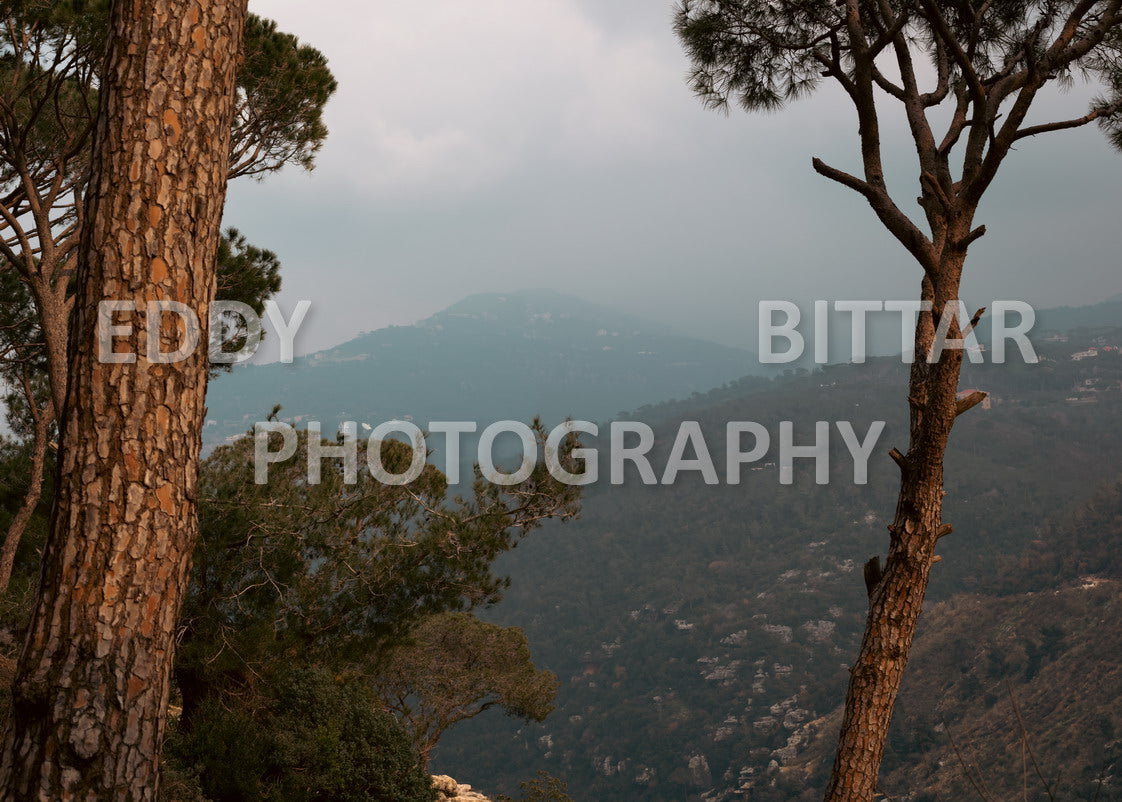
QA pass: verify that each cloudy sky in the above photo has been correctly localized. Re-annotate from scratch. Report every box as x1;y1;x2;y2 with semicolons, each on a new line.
230;0;1122;360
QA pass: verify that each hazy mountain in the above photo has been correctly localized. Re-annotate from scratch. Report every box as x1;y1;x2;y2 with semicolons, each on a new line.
776;294;1122;367
203;289;761;451
1033;297;1122;332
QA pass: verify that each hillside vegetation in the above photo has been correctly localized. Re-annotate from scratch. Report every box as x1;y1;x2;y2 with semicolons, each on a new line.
435;325;1122;800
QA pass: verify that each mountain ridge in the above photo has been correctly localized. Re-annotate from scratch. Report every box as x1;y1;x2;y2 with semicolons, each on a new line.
203;289;762;451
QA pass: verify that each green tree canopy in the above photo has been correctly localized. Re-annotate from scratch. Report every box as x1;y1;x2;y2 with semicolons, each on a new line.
175;422;582;718
676;0;1122;269
168;666;437;802
495;772;576;802
377;612;558;762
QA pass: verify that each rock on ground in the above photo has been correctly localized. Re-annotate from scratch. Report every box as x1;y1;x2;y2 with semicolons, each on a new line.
431;774;493;801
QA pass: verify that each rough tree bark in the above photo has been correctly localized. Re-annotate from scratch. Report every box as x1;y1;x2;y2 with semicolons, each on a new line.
0;0;248;798
824;238;972;800
0;6;332;598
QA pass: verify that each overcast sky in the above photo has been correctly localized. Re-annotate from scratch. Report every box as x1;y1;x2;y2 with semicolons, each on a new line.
231;0;1122;360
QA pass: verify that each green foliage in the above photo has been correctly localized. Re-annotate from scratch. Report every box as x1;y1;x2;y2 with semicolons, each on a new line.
215;229;282;317
0;1;329;419
176;422;580;776
0;436;50;624
495;771;575;802
674;0;827;111
0;2;334;178
210;228;283;371
179;423;579;696
167;666;436;802
0;0;105;179
674;0;1122;128
0;271;51;440
231;15;338;176
173;423;579;793
378;612;558;760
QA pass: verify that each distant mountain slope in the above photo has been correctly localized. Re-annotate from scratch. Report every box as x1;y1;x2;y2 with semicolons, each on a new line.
785;482;1122;802
203;289;761;449
966;296;1122;346
779;580;1122;801
432;328;1122;801
1017;297;1122;335
788;483;1122;800
882;578;1122;801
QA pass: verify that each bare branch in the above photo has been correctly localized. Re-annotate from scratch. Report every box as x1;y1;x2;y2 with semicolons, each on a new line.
1004;679;1057;802
955;391;988;417
1013;100;1122;140
812;157;936;273
811;157;875;197
959;226;987;250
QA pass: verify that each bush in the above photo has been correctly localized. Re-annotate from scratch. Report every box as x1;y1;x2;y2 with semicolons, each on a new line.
168;667;436;802
495;771;575;802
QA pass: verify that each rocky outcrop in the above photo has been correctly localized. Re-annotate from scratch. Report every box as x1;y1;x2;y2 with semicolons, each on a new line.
432;775;493;801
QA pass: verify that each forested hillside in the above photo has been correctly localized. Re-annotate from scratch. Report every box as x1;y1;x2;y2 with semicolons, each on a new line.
434;326;1122;800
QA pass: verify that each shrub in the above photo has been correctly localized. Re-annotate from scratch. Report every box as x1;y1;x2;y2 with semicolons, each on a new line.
169;667;436;802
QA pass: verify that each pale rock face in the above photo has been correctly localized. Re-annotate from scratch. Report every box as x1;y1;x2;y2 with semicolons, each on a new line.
431;775;493;801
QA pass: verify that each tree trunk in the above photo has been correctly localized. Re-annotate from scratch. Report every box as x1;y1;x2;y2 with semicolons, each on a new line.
28;275;72;422
0;404;52;595
1;272;69;598
824;260;967;802
0;0;248;798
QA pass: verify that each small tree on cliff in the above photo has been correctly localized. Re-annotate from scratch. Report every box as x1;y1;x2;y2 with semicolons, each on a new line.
376;612;558;763
675;1;1122;799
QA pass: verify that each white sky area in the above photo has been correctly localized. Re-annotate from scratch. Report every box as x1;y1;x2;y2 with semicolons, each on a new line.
230;0;1122;361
